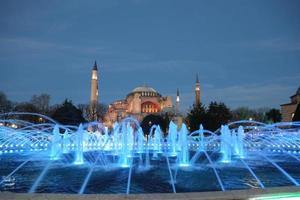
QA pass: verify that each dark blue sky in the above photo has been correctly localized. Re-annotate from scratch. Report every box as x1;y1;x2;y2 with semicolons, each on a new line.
0;0;299;110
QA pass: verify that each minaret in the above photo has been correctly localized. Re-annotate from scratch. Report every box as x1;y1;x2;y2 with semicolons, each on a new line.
176;88;180;114
90;61;99;121
195;74;201;106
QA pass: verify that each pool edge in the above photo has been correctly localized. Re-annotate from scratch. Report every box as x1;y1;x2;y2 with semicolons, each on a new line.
1;186;300;200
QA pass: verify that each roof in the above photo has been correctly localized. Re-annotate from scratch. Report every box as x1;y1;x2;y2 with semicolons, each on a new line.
290;87;300;98
132;86;158;93
280;102;297;106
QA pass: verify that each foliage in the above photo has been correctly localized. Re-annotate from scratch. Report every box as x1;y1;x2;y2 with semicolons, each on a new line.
51;99;86;125
205;101;232;131
232;107;268;123
160;112;173;133
266;108;282;123
30;94;50;115
0;91;12;113
141;114;166;135
78;103;108;121
186;103;206;132
13;102;41;123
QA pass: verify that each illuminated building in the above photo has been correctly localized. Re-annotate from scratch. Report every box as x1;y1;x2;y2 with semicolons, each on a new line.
105;86;173;124
280;87;300;121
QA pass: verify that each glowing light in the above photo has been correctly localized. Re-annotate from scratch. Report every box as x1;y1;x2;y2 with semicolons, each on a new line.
120;164;130;168
249;192;300;200
179;163;190;167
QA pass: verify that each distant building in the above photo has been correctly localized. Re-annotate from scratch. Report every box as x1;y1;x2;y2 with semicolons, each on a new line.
87;61;202;125
280;87;300;122
104;86;173;125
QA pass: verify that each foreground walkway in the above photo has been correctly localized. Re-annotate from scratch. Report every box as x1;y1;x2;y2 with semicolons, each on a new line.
1;186;300;200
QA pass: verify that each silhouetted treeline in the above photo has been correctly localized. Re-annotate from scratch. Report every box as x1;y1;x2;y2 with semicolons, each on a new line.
185;102;282;132
0;91;282;130
0;91;107;125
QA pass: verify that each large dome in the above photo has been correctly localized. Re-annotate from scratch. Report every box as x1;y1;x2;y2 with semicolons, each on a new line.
132;86;158;93
127;86;161;98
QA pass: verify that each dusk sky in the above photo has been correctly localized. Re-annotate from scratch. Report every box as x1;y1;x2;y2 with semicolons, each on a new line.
0;0;299;111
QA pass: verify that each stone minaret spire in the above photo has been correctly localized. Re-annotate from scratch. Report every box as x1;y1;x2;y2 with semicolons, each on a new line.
195;74;201;106
176;88;180;114
90;61;99;121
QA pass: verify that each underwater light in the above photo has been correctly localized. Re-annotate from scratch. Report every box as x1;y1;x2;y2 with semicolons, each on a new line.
249;191;300;200
73;161;84;165
179;163;190;167
221;159;231;163
120;164;130;168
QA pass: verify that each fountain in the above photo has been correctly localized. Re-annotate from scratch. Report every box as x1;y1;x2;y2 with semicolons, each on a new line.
168;121;178;156
118;122;131;168
178;123;189;167
74;124;84;165
50;125;61;160
0;112;300;195
198;124;205;151
220;125;232;163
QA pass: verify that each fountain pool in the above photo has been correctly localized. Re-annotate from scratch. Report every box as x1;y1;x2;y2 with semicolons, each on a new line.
0;113;300;195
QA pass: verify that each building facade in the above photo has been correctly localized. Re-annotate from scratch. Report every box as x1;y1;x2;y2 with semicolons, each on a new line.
280;87;300;122
104;86;173;125
88;61;201;125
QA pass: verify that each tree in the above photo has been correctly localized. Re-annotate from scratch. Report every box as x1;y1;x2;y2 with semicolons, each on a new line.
293;103;300;121
78;103;108;121
13;102;41;123
141;114;166;135
254;107;269;122
30;94;50;115
160;111;174;133
51;99;86;125
232;107;268;123
186;103;206;132
232;107;254;121
266;108;282;123
205;101;232;131
95;103;108;121
0;91;12;114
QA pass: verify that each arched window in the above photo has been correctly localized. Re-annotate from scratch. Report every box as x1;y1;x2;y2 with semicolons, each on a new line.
141;101;160;113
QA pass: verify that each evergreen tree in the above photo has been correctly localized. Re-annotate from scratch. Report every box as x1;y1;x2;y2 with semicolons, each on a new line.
51;99;86;125
205;101;232;131
186;103;206;132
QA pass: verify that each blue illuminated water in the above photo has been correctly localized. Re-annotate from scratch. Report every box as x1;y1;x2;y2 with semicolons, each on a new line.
0;112;300;194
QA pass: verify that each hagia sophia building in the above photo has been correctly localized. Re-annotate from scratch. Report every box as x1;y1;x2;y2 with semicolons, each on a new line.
89;61;201;125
